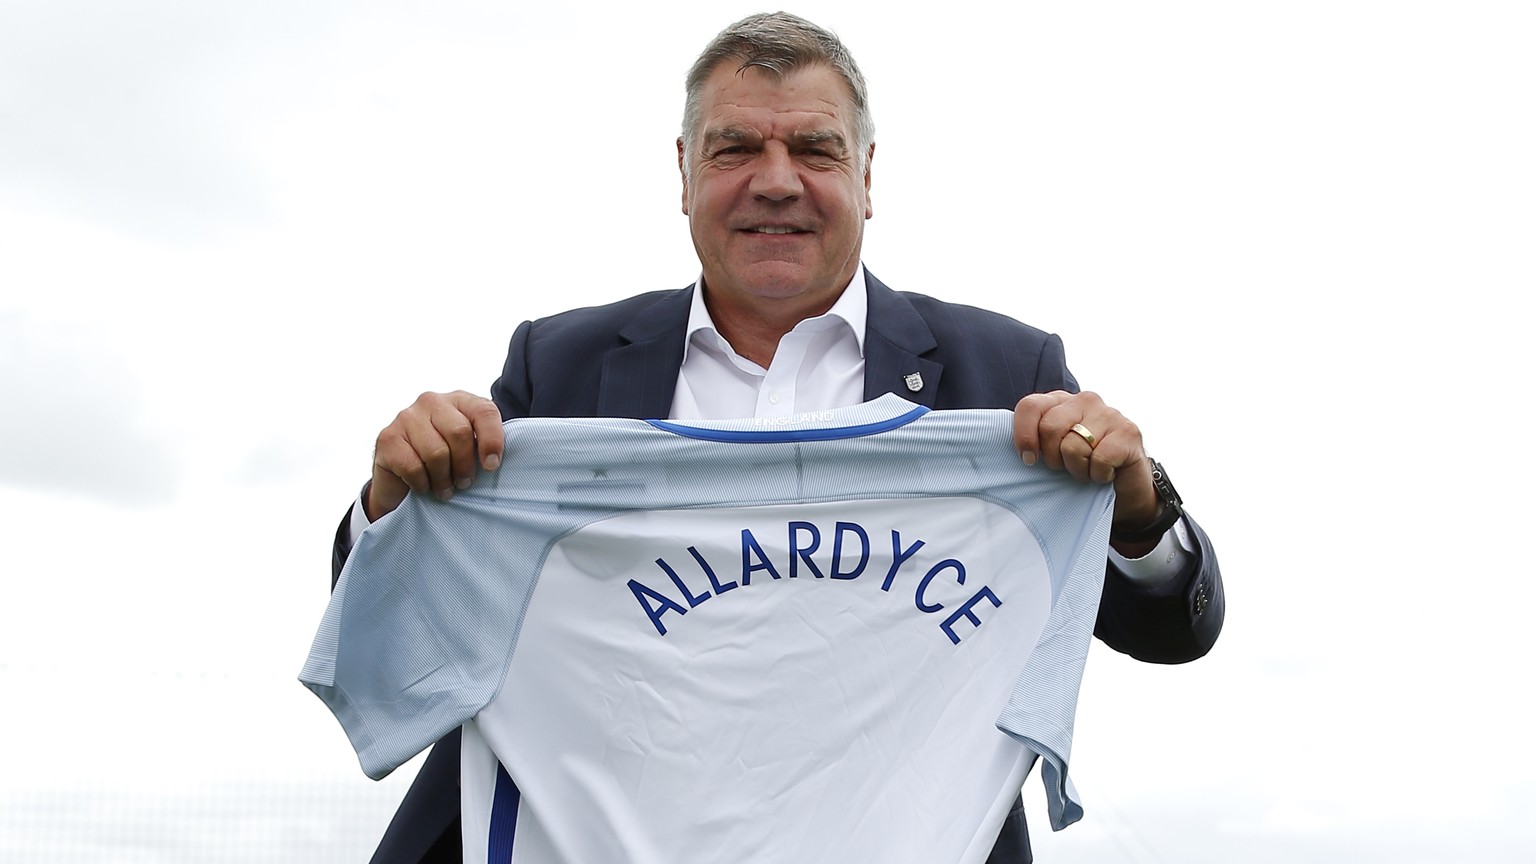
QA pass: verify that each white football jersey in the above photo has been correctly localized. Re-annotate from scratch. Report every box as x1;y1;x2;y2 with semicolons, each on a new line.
301;395;1114;864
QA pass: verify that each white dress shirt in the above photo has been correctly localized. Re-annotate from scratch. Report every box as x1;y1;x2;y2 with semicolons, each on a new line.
669;268;869;421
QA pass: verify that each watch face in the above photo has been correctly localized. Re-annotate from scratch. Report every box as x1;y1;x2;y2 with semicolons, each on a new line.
1149;461;1182;508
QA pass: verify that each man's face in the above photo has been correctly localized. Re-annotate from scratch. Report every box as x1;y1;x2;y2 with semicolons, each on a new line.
679;63;872;315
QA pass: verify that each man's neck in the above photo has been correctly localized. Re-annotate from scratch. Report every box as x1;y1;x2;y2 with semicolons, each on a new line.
699;271;859;368
706;299;832;368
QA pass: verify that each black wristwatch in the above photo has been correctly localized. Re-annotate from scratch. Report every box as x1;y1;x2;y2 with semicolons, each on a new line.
1110;458;1184;544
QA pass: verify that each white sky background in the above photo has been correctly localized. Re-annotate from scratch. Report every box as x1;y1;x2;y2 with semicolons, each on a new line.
1;0;1532;861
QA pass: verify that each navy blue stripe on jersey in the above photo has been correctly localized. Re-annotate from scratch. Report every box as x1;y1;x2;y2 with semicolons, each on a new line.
646;404;929;442
488;763;520;862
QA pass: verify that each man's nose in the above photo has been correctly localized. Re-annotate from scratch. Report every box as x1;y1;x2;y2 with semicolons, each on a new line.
749;143;803;201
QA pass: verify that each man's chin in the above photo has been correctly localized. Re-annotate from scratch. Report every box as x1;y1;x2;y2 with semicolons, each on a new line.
725;261;849;300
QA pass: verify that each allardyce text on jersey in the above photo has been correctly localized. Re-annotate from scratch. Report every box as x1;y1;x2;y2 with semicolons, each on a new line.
625;518;1002;643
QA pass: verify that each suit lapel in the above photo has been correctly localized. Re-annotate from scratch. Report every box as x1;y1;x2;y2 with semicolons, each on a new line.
862;272;943;408
593;275;943;416
596;287;693;419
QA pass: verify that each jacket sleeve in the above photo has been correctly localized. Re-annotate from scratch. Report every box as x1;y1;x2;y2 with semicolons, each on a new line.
1096;514;1224;663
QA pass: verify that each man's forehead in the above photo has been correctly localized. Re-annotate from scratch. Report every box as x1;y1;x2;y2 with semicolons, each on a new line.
702;124;850;147
697;63;855;124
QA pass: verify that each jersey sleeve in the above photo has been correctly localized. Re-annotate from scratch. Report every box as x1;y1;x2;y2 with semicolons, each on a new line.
994;482;1115;831
300;489;549;780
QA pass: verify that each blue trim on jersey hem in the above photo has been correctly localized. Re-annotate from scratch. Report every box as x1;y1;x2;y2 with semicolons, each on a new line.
489;763;520;862
646;404;930;442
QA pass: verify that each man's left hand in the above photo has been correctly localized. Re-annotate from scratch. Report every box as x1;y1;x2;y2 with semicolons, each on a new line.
1013;391;1164;556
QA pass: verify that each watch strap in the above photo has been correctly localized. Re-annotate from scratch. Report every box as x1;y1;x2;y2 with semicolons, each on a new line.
1110;458;1184;544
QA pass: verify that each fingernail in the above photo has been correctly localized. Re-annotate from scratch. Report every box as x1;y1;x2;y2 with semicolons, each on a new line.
455;477;472;490
437;489;454;502
484;455;501;471
1021;451;1037;466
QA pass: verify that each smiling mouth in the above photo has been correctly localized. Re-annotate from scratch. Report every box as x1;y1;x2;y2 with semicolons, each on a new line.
745;226;809;235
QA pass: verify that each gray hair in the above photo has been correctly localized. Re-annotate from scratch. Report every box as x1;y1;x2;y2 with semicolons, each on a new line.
681;12;875;173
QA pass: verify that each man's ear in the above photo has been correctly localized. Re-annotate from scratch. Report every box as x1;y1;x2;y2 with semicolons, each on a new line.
677;137;690;215
863;142;875;219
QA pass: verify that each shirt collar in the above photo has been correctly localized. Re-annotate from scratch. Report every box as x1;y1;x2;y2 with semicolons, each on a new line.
682;265;869;364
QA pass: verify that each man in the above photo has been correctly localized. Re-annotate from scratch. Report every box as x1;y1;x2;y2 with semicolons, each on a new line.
336;12;1222;863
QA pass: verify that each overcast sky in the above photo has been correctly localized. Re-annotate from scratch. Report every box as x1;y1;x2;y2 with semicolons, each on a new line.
2;1;1533;861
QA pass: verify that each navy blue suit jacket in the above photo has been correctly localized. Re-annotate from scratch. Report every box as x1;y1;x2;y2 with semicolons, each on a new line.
338;272;1224;864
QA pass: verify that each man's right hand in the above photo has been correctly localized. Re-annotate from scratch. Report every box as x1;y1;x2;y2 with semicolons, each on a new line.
366;391;505;521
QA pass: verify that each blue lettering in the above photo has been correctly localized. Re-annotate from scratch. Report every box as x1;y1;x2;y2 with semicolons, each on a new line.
627;579;687;636
916;558;965;613
740;528;782;585
689;545;737;595
635;525;982;640
882;532;926;592
940;586;1003;644
830;521;870;580
788;521;825;579
654;557;711;608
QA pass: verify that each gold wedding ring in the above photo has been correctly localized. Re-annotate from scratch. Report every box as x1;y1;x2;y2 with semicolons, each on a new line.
1069;423;1098;449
